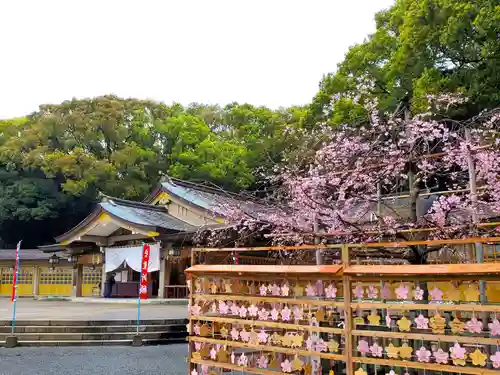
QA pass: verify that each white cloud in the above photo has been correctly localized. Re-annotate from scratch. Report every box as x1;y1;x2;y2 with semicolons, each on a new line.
0;0;394;118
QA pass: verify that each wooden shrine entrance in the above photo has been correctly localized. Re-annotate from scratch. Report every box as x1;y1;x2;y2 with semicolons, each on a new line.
186;237;500;375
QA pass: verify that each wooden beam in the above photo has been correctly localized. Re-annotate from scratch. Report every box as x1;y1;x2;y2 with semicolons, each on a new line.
80;235;109;245
194;294;345;308
194;237;500;253
352;356;500;375
350;301;500;312
108;233;149;244
185;264;343;275
194;244;344;253
351;329;500;346
190;358;290;375
345;263;500;276
72;233;154;247
190;315;344;335
190;337;346;361
359;237;500;248
347;274;500;282
61;213;159;246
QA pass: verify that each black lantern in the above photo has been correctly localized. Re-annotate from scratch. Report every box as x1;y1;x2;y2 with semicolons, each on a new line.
168;248;180;257
49;254;60;269
68;254;78;269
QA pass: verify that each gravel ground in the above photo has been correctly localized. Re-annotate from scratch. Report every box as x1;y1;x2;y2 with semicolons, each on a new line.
0;345;188;375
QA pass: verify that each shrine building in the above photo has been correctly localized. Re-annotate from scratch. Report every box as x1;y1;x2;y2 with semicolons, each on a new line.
0;177;236;298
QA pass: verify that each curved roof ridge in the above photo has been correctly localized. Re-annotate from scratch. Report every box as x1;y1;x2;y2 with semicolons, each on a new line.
55;193;198;244
166;176;240;198
101;194;169;213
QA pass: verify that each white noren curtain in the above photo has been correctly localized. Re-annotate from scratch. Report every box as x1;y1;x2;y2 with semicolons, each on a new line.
104;243;160;273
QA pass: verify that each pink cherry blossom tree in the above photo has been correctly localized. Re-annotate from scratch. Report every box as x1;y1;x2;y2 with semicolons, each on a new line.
198;90;500;265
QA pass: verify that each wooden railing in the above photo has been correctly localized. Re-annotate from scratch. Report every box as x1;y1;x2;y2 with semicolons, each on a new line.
164;285;188;299
187;239;500;375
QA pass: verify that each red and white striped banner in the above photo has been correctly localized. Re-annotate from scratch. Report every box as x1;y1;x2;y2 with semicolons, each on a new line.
139;244;150;300
11;241;21;302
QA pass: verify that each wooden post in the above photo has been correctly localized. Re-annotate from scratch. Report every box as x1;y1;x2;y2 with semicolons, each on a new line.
465;128;486;302
187;275;195;375
165;259;172;287
100;246;106;297
191;247;196;267
314;216;323;265
376;182;382;219
33;265;39;296
187;247;196;374
342;245;353;375
158;250;166;299
72;264;83;298
76;264;83;297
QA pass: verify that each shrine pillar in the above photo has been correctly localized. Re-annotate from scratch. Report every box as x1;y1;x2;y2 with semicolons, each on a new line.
100;246;106;297
72;263;83;297
158;250;166;298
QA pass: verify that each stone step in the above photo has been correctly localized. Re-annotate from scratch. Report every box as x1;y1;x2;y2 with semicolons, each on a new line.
0;330;187;341
0;337;186;347
0;319;188;347
0;324;186;334
0;319;187;326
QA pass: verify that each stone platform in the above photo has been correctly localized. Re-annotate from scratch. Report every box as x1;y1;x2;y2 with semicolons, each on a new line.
0;299;188;347
36;296;188;305
0;299;188;321
0;319;188;347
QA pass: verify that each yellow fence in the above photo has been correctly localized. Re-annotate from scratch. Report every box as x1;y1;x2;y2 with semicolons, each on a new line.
0;265;105;297
0;267;34;296
38;267;73;296
82;266;102;296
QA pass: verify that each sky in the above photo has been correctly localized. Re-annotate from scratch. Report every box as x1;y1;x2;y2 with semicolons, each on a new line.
0;0;394;119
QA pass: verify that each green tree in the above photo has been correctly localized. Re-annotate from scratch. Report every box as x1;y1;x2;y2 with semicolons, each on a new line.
183;102;311;189
169;136;253;190
153;112;255;190
0;96;257;200
309;0;500;125
0;97;268;245
0;168;93;247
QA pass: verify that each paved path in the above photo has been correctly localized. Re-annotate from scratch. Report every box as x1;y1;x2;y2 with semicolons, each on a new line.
0;345;188;375
0;299;187;320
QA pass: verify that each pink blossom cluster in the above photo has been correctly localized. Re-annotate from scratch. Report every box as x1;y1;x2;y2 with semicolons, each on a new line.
206;93;500;247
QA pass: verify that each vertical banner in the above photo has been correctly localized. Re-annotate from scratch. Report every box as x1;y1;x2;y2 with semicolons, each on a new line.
11;241;21;302
139;243;150;300
11;240;22;334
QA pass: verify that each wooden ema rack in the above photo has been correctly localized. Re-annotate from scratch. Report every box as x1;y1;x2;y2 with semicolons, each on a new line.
186;263;500;375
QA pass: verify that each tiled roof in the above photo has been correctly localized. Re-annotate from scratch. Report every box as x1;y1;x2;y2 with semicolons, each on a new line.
160;180;237;212
446;202;500;223
346;195;499;224
55;195;199;244
0;249;56;261
100;197;197;232
156;178;500;229
159;178;272;218
343;195;438;223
